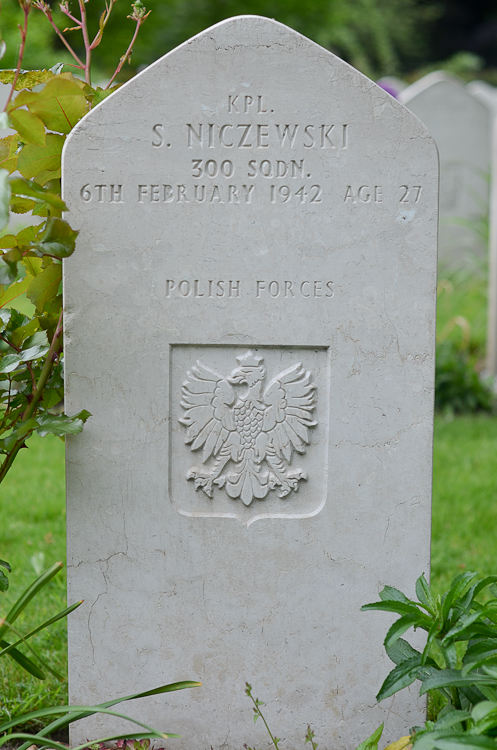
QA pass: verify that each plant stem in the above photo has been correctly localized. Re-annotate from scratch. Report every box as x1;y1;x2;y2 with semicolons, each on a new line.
4;2;30;111
0;310;63;484
78;0;92;84
106;18;142;89
42;11;85;68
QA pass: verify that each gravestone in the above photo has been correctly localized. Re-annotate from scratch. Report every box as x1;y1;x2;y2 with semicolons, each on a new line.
467;82;497;376
63;16;438;749
399;72;490;270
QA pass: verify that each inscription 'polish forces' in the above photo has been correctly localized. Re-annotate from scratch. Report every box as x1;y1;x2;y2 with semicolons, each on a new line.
179;351;317;507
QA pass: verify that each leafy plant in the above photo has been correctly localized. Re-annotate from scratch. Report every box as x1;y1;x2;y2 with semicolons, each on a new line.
362;571;497;732
435;340;494;414
0;0;150;485
0;560;82;681
0;680;202;750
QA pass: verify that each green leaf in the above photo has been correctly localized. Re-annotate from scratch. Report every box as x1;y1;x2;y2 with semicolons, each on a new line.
416;574;435;611
33;217;78;259
385;614;421;650
441;573;480;621
355;724;384;750
419;670;497;696
23;76;87;134
35;411;89;438
0;69;57;90
434;709;472;730
376;658;427;702
433;737;497;750
27;263;62;311
9;109;46;147
0;638;45;680
0;560;11;573
0;562;63;642
0;353;22;374
0;571;8;592
0;168;11;232
463;640;497;674
379;586;413;604
17;133;64;180
0;600;82;661
10;177;66;210
387;637;422;665
362;600;426;619
1;681;202;740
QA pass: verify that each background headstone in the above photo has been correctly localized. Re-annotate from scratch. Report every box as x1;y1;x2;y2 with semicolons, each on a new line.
63;16;438;749
467;81;497;376
400;72;490;271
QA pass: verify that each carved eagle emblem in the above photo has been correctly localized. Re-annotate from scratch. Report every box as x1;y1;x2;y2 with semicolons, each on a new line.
179;351;317;507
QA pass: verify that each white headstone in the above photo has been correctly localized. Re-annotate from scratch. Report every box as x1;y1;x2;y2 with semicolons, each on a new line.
400;72;490;270
63;16;438;749
466;82;497;376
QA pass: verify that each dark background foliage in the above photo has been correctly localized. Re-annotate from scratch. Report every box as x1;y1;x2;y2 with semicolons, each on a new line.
1;0;497;82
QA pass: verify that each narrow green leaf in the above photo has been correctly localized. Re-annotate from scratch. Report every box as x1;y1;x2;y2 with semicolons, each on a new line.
416;574;435;612
0;600;82;659
442;573;480;621
433;709;471;730
0;562;63;641
387;637;422;665
362;601;424;618
9;109;46;147
0;168;11;231
419;669;497;696
376;658;426;702
0;638;45;680
33;217;78;259
385;614;420;650
355;724;384;750
434;737;497;750
12;681;202;747
379;586;412;604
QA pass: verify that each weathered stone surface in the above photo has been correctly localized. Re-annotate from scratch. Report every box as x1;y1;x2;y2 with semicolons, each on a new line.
63;16;438;749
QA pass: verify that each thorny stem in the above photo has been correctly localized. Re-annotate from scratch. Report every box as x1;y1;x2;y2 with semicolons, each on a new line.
106;16;145;89
0;310;63;484
4;1;30;111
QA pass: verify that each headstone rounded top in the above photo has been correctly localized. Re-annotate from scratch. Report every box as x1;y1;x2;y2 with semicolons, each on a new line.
65;14;434;154
399;71;489;118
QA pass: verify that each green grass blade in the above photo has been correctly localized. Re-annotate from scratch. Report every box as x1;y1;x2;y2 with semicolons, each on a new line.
0;561;63;640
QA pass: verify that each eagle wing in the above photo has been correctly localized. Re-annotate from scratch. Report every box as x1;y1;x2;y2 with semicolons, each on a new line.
259;362;317;463
178;361;237;462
